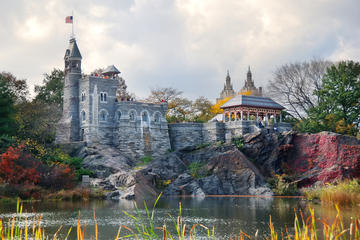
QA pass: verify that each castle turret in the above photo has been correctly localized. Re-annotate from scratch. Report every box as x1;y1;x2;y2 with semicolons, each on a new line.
217;70;236;102
57;38;82;142
239;66;263;96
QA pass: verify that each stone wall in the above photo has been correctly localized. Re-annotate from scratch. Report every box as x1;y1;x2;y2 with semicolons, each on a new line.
168;120;292;151
168;123;204;150
112;102;170;160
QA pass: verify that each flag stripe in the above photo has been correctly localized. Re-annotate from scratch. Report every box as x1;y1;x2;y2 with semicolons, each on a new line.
65;16;73;23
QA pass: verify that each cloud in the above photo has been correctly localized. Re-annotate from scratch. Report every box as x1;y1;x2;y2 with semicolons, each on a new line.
0;0;359;100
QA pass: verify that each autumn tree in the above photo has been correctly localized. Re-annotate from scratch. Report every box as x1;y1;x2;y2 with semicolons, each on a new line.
268;59;332;119
210;96;233;115
167;97;193;122
0;145;40;185
191;96;214;122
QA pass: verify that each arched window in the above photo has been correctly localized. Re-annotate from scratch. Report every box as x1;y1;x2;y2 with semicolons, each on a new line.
81;92;86;102
99;110;108;122
142;111;148;122
116;111;122;121
154;112;161;123
129;110;136;121
82;111;86;121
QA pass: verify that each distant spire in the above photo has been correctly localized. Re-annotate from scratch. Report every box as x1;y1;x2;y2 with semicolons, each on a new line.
227;69;230;77
248;66;251;73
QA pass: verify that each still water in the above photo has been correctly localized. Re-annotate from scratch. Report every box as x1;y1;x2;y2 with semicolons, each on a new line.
0;196;358;239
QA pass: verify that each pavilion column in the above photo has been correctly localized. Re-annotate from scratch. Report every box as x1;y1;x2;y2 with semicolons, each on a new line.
240;111;243;120
280;112;282;122
256;112;259;122
247;111;249;120
274;114;277;123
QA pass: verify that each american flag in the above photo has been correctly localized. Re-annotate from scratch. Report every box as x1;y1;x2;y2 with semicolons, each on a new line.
65;16;73;23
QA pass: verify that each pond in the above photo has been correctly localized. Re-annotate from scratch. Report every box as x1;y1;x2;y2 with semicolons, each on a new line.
0;196;358;239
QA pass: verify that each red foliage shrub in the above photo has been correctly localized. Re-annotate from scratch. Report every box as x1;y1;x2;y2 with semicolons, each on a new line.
38;164;76;190
0;145;41;185
0;145;76;191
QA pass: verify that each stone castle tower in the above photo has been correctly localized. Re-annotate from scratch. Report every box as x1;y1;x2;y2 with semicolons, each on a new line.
216;70;236;102
56;38;82;142
239;66;262;96
56;37;171;159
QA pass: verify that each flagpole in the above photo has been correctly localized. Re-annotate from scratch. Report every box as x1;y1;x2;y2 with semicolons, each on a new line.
72;10;74;38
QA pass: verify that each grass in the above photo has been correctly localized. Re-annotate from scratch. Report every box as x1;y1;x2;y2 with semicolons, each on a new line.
188;162;209;179
303;179;360;206
2;195;360;239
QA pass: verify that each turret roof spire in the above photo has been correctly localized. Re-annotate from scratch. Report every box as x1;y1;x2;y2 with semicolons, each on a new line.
67;38;82;59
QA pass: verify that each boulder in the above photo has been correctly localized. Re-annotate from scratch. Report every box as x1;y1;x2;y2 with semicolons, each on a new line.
159;146;272;196
282;131;360;186
76;144;133;178
241;130;295;177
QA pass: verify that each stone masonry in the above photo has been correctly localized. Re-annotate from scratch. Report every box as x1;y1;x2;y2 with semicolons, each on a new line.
56;37;291;158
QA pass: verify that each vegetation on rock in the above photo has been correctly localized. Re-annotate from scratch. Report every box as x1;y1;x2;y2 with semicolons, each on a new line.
304;179;360;206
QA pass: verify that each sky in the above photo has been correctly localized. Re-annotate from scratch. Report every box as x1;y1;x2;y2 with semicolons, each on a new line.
0;0;359;102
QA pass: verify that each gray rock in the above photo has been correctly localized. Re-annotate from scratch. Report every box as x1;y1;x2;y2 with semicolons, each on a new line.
199;175;224;195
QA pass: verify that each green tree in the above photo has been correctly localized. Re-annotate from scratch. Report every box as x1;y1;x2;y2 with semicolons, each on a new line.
34;69;64;109
313;61;360;125
0;78;16;136
15;102;61;144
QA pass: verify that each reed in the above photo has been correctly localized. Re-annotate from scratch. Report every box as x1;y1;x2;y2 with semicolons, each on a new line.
1;196;360;239
304;179;360;206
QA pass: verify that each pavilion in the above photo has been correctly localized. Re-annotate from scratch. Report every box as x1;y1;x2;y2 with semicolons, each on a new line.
220;95;285;124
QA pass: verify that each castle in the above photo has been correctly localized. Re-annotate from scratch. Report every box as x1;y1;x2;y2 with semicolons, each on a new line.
56;38;171;159
56;37;291;159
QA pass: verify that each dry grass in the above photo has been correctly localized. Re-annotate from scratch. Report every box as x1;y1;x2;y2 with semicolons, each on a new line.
304;179;360;206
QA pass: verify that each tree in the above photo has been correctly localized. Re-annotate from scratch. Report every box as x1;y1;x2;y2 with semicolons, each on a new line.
0;72;28;103
0;145;41;185
268;59;332;119
0;77;16;136
191;96;214;122
34;69;64;109
146;87;183;103
314;61;360;125
210;96;232;115
15;102;61;144
167;97;193;122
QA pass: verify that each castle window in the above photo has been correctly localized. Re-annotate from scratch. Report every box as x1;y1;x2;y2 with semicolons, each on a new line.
142;111;148;122
116;111;122;121
99;110;108;122
129;110;136;121
100;92;107;103
82;111;86;121
81;92;86;102
154;112;161;123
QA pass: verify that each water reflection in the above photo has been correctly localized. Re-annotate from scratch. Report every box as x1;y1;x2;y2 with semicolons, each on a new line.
0;197;358;239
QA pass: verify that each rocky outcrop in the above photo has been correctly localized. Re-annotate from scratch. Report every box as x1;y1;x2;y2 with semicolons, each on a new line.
142;145;273;196
281;132;360;187
240;130;295;177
